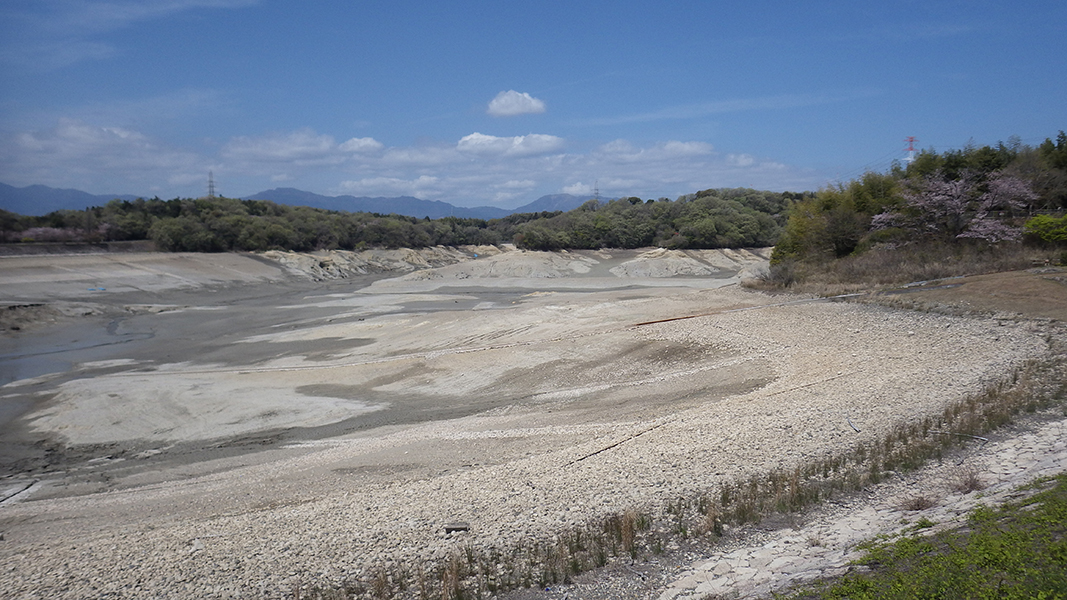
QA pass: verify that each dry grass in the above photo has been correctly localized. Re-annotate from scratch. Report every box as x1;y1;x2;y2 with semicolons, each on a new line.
949;466;987;494
899;494;940;511
746;242;1045;297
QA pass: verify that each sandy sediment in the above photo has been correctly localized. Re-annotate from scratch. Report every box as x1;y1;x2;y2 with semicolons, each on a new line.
0;247;1052;598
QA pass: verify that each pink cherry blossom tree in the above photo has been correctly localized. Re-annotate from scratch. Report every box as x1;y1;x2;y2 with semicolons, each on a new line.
872;170;1035;243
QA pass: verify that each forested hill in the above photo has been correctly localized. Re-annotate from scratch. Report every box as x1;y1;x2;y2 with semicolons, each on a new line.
771;131;1067;266
0;188;803;252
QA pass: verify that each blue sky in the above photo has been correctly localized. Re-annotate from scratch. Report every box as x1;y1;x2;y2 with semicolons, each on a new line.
1;1;1064;208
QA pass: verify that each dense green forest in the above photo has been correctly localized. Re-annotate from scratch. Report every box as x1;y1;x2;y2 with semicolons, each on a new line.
3;132;1065;257
0;187;799;252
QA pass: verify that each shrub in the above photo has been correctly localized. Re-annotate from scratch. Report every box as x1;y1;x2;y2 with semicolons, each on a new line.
1024;213;1067;245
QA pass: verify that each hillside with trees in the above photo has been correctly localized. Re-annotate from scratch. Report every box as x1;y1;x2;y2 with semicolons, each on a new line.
0;188;800;253
765;131;1067;287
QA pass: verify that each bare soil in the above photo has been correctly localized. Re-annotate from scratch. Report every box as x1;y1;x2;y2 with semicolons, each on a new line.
875;267;1067;321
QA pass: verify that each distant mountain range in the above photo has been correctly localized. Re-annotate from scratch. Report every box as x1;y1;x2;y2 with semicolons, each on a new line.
0;182;592;219
0;182;141;217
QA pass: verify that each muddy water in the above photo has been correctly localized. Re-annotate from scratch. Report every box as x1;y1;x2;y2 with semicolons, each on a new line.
0;318;153;386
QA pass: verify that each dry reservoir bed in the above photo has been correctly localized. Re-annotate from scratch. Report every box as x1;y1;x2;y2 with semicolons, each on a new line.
0;248;1050;598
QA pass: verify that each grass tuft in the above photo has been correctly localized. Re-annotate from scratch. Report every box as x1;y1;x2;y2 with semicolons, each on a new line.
950;466;987;494
899;494;939;512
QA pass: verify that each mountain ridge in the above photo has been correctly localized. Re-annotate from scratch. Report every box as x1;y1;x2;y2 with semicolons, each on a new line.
0;182;141;216
0;182;591;219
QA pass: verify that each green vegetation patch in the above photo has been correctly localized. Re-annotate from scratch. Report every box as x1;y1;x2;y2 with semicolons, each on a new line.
786;474;1067;600
1;187;795;252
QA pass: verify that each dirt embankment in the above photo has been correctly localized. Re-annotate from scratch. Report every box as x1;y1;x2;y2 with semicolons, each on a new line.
872;267;1067;322
262;245;772;282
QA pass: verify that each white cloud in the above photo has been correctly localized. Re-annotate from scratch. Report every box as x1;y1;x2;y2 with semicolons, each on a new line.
727;153;755;167
487;90;547;117
597;139;637;155
338;176;441;197
339;137;384;153
222;129;337;162
663;141;714;156
594;139;713;163
379;145;460;167
0;119;204;192
563;182;592;195
1;116;824;206
457;132;564;157
501;179;536;189
513;134;565;156
456;133;512;155
10;119;175;167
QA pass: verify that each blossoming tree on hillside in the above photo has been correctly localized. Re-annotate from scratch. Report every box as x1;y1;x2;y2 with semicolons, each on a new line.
872;170;1036;244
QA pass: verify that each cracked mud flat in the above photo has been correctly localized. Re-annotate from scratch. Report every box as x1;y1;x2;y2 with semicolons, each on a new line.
0;247;1056;598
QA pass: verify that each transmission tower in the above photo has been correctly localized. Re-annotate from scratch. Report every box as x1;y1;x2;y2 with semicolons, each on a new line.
593;179;600;202
207;171;217;199
903;137;918;164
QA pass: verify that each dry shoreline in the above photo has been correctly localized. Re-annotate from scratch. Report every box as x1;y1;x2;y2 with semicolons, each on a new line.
0;247;1058;598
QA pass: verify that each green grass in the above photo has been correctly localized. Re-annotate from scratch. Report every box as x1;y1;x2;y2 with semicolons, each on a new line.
782;474;1067;600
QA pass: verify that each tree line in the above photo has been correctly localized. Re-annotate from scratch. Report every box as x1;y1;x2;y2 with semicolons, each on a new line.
0;188;798;252
4;132;1064;256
